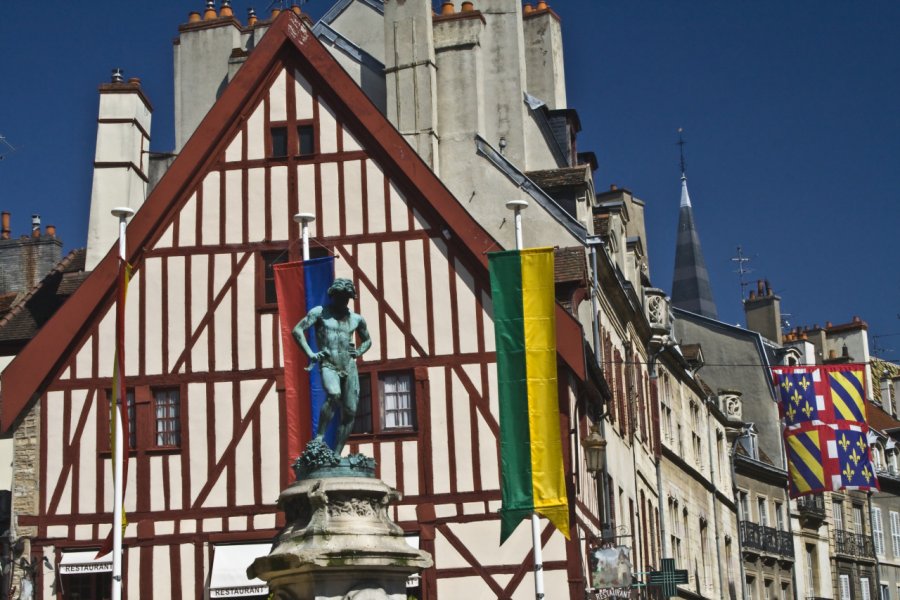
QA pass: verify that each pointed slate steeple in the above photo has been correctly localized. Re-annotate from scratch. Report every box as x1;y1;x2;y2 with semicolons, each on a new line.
671;135;718;318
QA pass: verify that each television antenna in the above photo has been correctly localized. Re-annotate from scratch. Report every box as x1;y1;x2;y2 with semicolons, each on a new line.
731;245;753;304
0;134;17;161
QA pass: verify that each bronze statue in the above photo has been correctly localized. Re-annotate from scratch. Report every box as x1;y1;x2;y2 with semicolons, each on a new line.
292;278;371;455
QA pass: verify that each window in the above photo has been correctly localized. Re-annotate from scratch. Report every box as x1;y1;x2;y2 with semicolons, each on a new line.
891;511;900;556
764;579;772;600
154;388;181;447
298;124;315;155
107;388;136;450
840;574;851;600
746;431;759;460
805;544;817;597
746;576;755;600
861;577;871;600
880;584;889;600
757;497;769;526
700;520;710;588
270;126;288;157
874;507;885;557
270;123;316;158
63;573;111;600
781;583;790;600
775;502;784;531
258;249;288;307
854;504;865;535
739;491;749;521
690;402;702;467
833;500;845;531
352;371;419;436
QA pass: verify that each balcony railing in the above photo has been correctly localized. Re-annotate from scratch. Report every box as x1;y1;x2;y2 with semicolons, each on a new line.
834;529;875;559
797;493;825;515
778;530;794;557
797;494;827;527
739;521;794;558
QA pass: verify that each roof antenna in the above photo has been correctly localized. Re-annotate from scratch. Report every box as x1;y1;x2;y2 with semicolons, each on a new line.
0;134;16;161
731;245;753;304
677;127;687;179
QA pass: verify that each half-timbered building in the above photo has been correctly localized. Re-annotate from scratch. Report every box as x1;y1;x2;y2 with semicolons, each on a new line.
0;9;610;599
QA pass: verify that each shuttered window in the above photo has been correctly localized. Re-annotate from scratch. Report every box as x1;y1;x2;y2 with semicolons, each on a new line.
861;577;871;600
891;511;900;557
873;507;885;556
840;574;851;600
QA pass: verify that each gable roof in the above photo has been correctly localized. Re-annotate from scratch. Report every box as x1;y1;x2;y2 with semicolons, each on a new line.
0;248;86;354
0;12;584;431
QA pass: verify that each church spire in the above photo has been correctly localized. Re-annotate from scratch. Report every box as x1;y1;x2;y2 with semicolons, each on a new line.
671;130;718;318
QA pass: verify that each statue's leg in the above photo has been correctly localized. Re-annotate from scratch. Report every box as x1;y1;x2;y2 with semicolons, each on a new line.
334;369;361;454
316;368;342;440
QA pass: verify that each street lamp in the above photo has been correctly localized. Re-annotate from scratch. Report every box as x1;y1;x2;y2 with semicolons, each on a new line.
581;425;607;475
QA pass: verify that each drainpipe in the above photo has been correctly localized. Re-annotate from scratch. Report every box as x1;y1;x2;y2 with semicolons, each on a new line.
588;239;612;535
868;492;883;598
705;398;725;598
648;348;669;559
732;426;751;600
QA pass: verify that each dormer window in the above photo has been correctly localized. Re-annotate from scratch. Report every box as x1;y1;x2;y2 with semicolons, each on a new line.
742;429;760;461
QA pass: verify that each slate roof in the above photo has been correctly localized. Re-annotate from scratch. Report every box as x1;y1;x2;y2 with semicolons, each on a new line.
671;176;717;319
0;248;86;352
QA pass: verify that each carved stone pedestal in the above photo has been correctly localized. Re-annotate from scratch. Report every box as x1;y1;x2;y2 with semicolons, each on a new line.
249;476;432;600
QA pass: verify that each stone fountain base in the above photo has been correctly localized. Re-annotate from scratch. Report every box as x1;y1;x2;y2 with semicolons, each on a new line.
249;476;432;600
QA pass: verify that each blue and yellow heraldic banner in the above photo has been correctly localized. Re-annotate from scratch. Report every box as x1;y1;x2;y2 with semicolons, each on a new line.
773;365;877;498
832;428;877;491
785;427;826;496
773;365;866;429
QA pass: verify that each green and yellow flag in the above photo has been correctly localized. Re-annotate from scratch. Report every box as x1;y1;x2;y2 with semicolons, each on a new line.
488;247;570;544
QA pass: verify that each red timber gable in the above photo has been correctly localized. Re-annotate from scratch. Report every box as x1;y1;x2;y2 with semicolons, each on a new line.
0;11;584;434
1;11;587;599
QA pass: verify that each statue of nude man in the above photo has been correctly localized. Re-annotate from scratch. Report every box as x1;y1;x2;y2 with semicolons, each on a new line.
292;278;371;455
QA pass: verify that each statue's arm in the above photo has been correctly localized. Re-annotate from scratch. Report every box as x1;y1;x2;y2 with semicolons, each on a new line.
292;307;325;361
353;316;372;358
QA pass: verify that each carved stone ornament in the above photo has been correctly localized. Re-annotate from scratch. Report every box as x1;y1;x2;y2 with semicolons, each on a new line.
718;391;743;422
644;288;671;335
249;477;432;600
294;439;377;480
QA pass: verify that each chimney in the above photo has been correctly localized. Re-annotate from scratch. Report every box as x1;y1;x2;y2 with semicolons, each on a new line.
45;225;56;238
480;0;530;167
31;214;41;238
522;0;567;110
384;0;439;167
85;69;153;269
174;2;244;151
1;212;10;240
743;279;782;345
881;375;893;410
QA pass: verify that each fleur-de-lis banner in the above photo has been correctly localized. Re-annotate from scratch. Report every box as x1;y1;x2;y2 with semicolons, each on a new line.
772;365;878;497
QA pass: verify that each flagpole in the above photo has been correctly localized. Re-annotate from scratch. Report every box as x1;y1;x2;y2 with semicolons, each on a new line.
110;206;134;600
505;199;545;600
293;213;316;261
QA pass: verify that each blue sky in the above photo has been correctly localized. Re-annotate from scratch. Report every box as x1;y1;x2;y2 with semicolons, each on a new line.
2;1;899;357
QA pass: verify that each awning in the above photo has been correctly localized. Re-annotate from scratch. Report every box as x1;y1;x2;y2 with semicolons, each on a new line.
209;544;271;598
58;551;112;575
